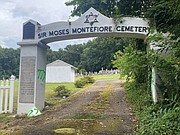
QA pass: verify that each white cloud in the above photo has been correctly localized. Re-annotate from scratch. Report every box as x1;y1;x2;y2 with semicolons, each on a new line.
49;38;94;51
0;0;91;50
0;37;7;48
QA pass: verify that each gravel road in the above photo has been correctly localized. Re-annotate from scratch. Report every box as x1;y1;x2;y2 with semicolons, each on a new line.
1;80;136;135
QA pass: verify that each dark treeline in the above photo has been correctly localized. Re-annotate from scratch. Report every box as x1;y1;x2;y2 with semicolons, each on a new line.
0;47;20;79
0;37;128;79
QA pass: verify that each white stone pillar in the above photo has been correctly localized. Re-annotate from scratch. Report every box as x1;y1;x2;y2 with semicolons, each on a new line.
17;43;49;114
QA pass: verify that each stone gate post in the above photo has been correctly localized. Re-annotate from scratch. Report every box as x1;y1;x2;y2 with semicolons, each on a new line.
17;20;49;114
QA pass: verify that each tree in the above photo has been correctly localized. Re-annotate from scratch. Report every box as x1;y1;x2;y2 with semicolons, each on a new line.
66;0;153;17
47;44;85;68
145;0;180;101
62;44;85;67
65;0;117;17
113;39;148;84
80;37;129;72
0;47;20;79
146;0;180;38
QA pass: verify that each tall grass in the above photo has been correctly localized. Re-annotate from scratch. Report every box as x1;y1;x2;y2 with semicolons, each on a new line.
124;81;180;134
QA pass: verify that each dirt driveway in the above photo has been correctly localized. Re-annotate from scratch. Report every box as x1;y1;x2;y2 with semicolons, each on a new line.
1;79;136;135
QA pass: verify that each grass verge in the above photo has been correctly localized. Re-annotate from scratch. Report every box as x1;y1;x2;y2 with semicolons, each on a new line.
124;81;180;135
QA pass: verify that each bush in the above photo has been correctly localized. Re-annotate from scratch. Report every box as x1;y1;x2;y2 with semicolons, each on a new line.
124;81;180;135
83;76;95;84
74;76;95;88
54;85;70;98
137;106;180;135
74;79;86;88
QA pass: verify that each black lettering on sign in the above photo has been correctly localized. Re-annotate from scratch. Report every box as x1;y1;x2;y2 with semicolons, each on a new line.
48;29;69;37
66;29;70;34
72;28;77;33
143;27;147;32
49;31;54;36
138;27;143;32
134;26;139;32
94;27;98;32
109;26;113;32
72;26;113;34
77;28;82;33
99;27;104;32
125;26;133;32
38;32;47;39
54;30;59;36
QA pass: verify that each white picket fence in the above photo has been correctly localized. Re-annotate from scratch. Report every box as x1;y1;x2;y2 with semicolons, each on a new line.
0;75;15;113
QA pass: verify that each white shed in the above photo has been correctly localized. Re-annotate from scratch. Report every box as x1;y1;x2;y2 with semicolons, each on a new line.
46;60;77;83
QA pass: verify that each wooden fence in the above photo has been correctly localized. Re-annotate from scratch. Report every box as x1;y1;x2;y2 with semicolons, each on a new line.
0;75;15;113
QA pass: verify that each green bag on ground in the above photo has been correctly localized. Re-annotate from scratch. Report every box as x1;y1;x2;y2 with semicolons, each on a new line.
27;107;42;117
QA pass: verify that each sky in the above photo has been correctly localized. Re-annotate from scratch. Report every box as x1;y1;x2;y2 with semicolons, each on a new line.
0;0;91;50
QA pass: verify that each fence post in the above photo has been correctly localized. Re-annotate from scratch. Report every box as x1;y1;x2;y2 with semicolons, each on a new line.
9;75;15;113
0;81;4;113
151;66;158;103
4;80;9;113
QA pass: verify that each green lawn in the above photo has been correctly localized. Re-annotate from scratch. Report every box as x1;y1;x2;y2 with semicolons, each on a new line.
92;74;120;80
45;82;87;105
76;74;120;80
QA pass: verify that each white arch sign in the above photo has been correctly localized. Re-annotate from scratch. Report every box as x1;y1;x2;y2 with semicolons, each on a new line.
17;7;149;114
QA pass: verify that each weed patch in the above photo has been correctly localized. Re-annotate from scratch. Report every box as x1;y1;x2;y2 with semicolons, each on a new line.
86;84;113;112
53;128;76;134
124;81;180;134
72;113;108;120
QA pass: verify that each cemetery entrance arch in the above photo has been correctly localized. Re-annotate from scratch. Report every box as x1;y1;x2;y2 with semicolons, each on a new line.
17;7;149;114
